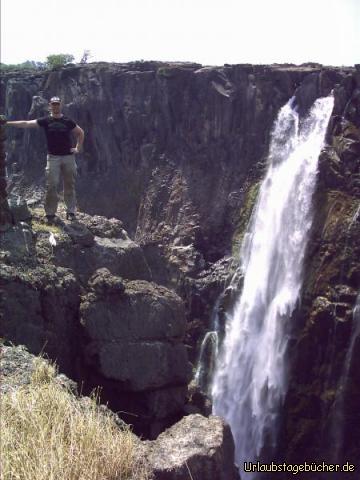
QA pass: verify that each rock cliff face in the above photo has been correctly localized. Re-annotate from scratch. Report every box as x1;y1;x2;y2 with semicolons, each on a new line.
1;62;356;353
0;120;12;228
1;63;351;257
0;208;192;438
1;62;360;471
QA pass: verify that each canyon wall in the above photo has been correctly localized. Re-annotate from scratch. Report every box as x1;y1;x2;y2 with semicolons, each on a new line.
1;62;359;470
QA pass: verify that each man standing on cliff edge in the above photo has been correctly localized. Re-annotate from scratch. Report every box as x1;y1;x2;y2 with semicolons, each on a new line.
5;96;85;223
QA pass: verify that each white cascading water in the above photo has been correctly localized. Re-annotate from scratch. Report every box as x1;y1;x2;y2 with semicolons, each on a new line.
194;330;219;394
194;299;220;395
212;95;334;476
194;276;242;395
331;290;360;462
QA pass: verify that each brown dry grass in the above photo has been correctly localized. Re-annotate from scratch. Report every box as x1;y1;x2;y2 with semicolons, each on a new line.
0;358;148;480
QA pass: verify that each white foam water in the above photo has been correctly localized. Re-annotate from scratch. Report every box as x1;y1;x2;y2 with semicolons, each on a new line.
194;299;220;395
212;95;334;477
331;291;360;462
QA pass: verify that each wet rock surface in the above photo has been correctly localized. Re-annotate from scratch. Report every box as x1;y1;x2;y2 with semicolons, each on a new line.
1;61;359;473
0;121;12;230
276;99;360;476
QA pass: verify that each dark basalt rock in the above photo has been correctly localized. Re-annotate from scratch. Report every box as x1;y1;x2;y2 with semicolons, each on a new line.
2;64;356;344
0;259;80;375
79;271;191;436
0;121;12;230
62;221;95;247
87;267;126;296
28;207;152;283
0;344;78;395
1;61;359;472
0;209;191;439
8;194;32;223
1;63;353;262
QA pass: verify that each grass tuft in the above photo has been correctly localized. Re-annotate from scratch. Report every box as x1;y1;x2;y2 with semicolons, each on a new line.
31;219;62;234
0;358;148;480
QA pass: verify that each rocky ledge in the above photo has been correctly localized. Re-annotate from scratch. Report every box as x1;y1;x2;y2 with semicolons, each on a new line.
0;206;194;438
0;345;239;480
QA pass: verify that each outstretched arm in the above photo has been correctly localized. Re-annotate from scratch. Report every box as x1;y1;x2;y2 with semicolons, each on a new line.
71;125;85;153
6;120;39;129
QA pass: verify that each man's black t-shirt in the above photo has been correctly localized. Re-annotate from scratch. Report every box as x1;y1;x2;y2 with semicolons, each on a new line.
37;116;76;155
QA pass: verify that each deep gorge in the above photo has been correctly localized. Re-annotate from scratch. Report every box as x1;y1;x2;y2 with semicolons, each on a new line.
1;61;359;478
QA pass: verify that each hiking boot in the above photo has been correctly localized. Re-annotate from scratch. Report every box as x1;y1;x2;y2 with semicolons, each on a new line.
66;212;76;221
46;215;56;224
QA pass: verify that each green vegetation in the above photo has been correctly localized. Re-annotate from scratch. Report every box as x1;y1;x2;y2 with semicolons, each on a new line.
0;60;46;72
0;51;85;72
232;181;261;256
1;357;149;480
31;219;62;235
45;53;75;69
30;207;62;234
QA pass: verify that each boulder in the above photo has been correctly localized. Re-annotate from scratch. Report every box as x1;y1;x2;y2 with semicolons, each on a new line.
63;221;95;247
75;212;126;238
143;414;240;480
91;341;188;391
87;267;125;296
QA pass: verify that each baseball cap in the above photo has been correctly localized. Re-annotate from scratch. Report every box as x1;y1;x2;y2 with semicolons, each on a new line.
50;96;61;104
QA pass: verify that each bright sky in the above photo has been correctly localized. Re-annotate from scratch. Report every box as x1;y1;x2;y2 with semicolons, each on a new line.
1;0;359;67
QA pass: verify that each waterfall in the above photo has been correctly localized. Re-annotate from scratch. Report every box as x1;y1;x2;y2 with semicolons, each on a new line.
194;330;219;394
350;294;360;355
212;95;334;475
194;299;220;395
331;291;360;462
194;272;243;395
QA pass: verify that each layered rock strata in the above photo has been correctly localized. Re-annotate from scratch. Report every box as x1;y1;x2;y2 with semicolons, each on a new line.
1;62;359;470
0;208;190;436
1;63;354;270
80;268;191;436
1;63;357;367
